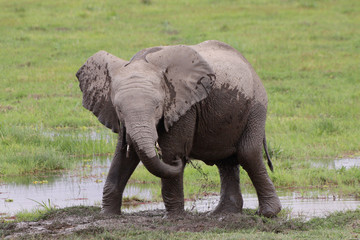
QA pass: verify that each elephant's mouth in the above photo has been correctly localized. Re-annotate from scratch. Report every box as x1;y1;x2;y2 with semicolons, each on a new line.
126;141;163;160
155;142;184;166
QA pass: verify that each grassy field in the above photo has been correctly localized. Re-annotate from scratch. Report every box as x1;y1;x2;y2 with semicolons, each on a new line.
1;0;360;238
1;0;359;195
1;0;359;210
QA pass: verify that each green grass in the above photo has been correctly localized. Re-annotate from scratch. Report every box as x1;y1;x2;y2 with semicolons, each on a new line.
0;0;359;196
0;125;116;175
15;199;57;222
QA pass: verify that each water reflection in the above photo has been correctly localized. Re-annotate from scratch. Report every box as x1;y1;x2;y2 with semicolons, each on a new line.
1;157;359;220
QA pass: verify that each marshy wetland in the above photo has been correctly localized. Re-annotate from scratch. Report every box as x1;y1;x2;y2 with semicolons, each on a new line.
1;155;359;220
1;0;360;239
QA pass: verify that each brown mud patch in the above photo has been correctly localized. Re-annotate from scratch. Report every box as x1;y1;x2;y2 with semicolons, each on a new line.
0;206;303;239
2;206;359;239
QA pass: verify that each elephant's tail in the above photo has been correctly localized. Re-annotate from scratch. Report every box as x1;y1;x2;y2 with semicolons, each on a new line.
263;136;274;172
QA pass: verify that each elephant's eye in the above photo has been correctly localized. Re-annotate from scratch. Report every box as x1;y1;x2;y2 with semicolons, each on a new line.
155;105;162;115
116;107;123;117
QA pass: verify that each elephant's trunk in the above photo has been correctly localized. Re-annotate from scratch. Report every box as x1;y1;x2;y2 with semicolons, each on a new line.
126;120;182;179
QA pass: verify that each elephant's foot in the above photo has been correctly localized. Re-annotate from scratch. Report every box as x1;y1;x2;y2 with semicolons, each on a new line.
101;205;121;215
163;201;186;218
101;191;122;215
256;195;281;218
163;209;186;219
210;195;243;215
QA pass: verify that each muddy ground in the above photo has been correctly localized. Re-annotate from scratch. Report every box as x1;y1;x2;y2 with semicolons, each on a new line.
1;206;307;239
1;206;359;239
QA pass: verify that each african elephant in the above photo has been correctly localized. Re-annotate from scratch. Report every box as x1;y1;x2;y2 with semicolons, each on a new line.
76;40;281;217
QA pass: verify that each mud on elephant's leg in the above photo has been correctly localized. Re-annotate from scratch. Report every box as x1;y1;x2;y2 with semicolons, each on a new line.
211;158;243;215
102;138;140;215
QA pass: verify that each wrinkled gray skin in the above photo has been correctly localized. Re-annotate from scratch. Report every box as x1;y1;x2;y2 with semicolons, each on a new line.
76;40;281;218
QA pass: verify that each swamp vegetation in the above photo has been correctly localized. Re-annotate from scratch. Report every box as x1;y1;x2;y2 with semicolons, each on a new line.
0;0;359;239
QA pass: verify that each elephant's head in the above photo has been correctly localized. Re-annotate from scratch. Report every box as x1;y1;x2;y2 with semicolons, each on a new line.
76;46;215;179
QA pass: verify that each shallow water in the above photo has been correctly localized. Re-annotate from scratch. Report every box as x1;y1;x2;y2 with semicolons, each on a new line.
0;158;153;217
123;193;359;220
43;130;114;143
312;157;360;169
1;157;359;220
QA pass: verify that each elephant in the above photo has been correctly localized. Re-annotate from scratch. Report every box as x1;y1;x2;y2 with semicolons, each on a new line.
76;40;281;217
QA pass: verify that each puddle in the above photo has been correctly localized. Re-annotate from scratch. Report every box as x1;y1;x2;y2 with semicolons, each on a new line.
312;157;360;169
43;130;114;143
123;193;359;220
1;157;359;220
0;158;153;217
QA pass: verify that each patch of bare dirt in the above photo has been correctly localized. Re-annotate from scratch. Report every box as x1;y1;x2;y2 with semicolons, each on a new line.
0;105;13;113
1;206;294;239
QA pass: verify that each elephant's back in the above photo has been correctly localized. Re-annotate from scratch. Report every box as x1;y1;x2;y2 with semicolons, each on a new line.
191;40;267;107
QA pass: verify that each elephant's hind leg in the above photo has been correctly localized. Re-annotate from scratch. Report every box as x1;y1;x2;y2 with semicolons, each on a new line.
238;105;281;217
211;158;243;215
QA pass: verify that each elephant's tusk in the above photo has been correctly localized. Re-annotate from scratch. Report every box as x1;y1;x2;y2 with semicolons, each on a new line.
155;141;162;159
126;144;130;158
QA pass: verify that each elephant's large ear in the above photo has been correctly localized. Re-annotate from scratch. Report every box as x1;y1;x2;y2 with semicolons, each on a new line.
76;51;128;133
146;46;215;131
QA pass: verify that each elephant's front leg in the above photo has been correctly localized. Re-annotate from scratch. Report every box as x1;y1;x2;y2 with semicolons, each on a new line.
102;137;139;214
158;110;196;216
161;165;185;216
159;144;187;216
